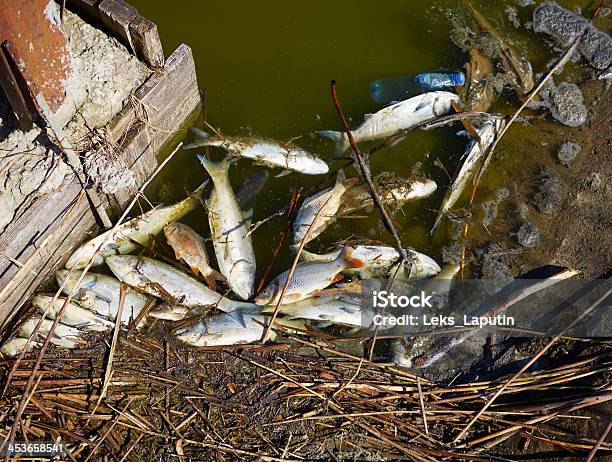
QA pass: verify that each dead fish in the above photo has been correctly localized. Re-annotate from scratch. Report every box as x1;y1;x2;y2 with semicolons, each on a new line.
262;296;374;328
56;269;150;324
65;181;208;269
299;244;441;280
174;311;305;347
185;129;329;175
465;0;534;95
337;172;437;217
431;118;504;233
164;222;225;290
32;295;114;332
0;338;41;358
106;255;259;321
199;156;256;300
235;170;269;208
292;169;356;248
148;302;190;321
255;246;365;306
17;316;83;349
319;91;460;154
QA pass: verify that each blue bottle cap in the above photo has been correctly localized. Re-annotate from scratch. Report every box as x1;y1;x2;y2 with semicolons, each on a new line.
451;71;466;86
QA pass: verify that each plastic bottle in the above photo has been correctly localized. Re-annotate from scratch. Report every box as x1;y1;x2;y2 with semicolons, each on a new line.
370;71;465;104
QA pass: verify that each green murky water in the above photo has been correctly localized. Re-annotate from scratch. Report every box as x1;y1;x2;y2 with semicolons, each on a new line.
129;0;589;280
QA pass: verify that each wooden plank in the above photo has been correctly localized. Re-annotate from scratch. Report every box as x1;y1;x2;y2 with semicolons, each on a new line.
129;15;164;68
98;0;138;53
0;44;201;328
63;0;102;24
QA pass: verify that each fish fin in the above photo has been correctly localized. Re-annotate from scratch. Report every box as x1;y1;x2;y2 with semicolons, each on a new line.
198;155;231;180
191;179;211;201
274;170;292;178
191;127;210;139
339;245;366;269
318;130;350;155
388;135;406;149
430;211;445;235
363;113;373;120
415;100;429;111
314;321;334;329
243;208;253;228
332;274;345;283
455;130;469;137
226;309;246;328
340;305;359;314
204;269;226;290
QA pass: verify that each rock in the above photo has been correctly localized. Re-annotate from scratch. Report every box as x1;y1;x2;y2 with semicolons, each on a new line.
518;203;530;219
534;166;562;214
557;141;582;166
481;244;514;295
516;222;540;248
533;4;612;70
587;172;602;190
441;242;463;264
550;83;587;127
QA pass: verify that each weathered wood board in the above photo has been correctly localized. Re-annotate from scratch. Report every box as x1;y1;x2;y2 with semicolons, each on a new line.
0;44;200;329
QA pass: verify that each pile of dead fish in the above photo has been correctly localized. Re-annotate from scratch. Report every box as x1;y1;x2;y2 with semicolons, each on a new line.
2;2;592;362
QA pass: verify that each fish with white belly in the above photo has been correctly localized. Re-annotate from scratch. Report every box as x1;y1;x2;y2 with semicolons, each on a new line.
185;128;329;175
299;244;441;280
291;169;355;248
198;156;256;300
431;118;504;233
56;270;150;325
65;182;208;269
32;295;115;331
319;91;460;153
106;255;259;319
337;172;437;217
255;246;365;306
174;311;304;347
164;222;225;289
17;317;84;349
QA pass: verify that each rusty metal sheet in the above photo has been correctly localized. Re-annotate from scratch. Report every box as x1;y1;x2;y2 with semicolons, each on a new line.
0;0;74;113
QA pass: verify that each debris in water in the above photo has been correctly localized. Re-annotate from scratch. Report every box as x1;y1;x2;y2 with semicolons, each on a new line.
533;4;612;70
549;82;588;127
534;166;562;214
505;6;521;29
557;141;582;166
515;221;540;248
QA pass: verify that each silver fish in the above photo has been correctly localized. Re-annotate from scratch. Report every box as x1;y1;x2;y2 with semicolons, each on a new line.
164;222;225;290
186;129;329;175
262;296;374;328
337;172;437;217
56;269;150;324
0;338;41;358
198;156;256;300
32;295;115;332
299;244;441;280
319;91;460;153
431;118;504;233
65;182;208;269
255;246;365;306
174;311;304;347
106;255;259;317
292;169;355;248
17;317;83;349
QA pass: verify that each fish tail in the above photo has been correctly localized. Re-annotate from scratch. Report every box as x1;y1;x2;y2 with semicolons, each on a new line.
203;268;226;290
318;130;349;155
339;245;366;269
430;212;445;234
183;127;211;149
197;155;231;181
